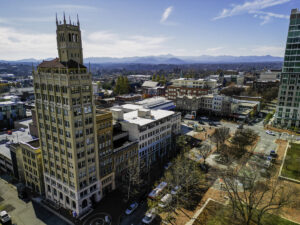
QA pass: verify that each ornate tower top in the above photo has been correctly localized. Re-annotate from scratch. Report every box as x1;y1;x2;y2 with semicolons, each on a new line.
56;13;83;64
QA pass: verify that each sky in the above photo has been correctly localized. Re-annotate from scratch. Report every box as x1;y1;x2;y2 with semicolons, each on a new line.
0;0;298;60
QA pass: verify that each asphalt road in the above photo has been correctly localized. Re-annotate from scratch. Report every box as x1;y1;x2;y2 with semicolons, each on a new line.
119;201;148;225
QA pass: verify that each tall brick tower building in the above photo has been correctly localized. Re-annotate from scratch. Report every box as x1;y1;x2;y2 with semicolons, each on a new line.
33;14;101;216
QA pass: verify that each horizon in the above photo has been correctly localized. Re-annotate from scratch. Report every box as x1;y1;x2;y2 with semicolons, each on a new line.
0;0;298;60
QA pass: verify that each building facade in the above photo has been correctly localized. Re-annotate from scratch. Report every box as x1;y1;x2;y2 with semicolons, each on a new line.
165;86;209;100
33;16;101;216
95;110;114;196
111;108;181;167
20;140;44;195
275;8;300;128
171;78;217;89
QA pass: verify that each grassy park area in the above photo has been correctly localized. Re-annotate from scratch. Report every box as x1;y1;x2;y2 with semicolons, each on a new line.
281;143;300;181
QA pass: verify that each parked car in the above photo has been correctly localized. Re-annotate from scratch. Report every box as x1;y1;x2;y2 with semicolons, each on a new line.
19;127;25;132
263;160;271;168
270;150;278;158
7;130;12;135
208;121;216;126
148;182;167;199
198;120;205;125
237;124;243;129
125;202;139;215
171;186;181;195
142;208;156;224
0;211;11;224
164;162;172;170
158;194;172;208
266;130;275;136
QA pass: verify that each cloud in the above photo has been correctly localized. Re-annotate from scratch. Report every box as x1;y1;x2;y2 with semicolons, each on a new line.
213;0;290;21
252;11;289;25
0;26;56;60
205;47;225;53
0;17;53;25
251;45;284;55
160;6;173;23
85;31;171;57
0;26;171;60
30;4;97;12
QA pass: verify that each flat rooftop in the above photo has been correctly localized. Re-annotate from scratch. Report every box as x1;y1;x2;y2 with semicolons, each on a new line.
123;109;174;126
0;119;37;160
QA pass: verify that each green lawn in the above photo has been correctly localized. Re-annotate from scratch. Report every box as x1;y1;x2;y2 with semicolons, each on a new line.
194;200;297;225
281;143;300;181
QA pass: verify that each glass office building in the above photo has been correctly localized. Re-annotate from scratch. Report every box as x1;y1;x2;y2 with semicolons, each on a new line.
275;9;300;128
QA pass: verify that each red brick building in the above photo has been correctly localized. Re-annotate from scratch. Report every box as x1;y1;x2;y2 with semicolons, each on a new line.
165;86;209;100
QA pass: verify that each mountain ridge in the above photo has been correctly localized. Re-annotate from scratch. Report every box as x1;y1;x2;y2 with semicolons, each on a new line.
0;55;283;64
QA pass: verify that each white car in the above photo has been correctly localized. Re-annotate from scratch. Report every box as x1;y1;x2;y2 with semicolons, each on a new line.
171;186;181;195
264;160;271;168
266;130;275;136
125;202;139;215
0;211;11;224
142;209;156;224
158;194;172;208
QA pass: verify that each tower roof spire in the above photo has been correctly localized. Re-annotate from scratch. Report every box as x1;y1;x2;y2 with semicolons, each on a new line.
63;12;66;24
69;15;71;24
77;14;80;27
56;12;58;26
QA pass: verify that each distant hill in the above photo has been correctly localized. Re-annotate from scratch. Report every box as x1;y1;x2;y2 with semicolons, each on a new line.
85;55;283;64
1;55;283;65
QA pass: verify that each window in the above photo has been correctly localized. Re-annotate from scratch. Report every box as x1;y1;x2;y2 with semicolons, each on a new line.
66;141;72;148
63;109;68;116
64;121;70;127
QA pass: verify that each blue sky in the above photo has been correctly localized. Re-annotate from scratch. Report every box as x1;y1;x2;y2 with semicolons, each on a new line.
0;0;297;60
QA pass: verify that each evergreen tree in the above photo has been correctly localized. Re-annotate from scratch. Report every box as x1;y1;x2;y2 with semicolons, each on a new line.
160;75;166;85
152;74;156;81
155;74;160;82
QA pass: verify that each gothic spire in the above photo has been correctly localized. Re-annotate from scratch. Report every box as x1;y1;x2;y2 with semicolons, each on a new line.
77;14;80;27
63;12;66;24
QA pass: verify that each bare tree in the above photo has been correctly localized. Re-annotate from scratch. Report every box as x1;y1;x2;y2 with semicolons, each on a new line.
216;143;234;164
198;143;211;169
219;169;299;225
123;158;141;201
230;128;258;158
211;127;230;151
149;153;205;222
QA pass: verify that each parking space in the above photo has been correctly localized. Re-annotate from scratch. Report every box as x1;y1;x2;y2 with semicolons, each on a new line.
0;178;68;225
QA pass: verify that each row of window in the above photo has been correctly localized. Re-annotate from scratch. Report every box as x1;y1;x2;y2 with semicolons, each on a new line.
47;184;76;209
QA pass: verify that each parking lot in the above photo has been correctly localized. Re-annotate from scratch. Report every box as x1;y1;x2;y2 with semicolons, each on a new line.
0;177;68;225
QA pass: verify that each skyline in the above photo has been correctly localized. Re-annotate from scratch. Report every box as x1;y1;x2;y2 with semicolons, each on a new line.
0;0;298;60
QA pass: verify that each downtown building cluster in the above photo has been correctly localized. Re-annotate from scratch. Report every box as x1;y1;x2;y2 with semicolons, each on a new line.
30;16;181;216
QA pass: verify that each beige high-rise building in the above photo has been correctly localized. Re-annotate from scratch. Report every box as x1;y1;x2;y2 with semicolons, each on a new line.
33;15;101;216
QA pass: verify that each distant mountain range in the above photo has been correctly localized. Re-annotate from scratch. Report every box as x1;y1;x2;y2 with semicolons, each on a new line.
0;55;283;65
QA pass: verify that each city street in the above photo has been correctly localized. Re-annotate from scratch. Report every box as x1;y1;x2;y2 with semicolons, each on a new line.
119;201;148;225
